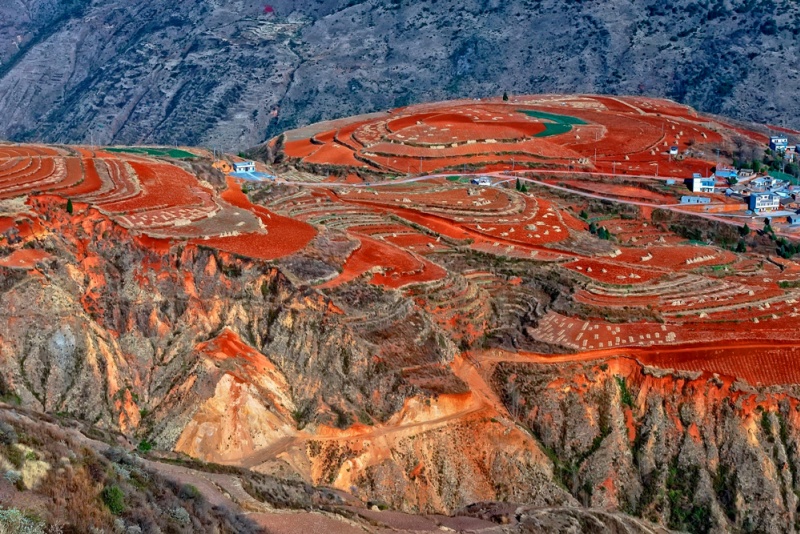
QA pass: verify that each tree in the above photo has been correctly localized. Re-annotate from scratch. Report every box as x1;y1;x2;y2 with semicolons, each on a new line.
579;210;588;220
66;199;73;214
589;222;597;234
503;91;509;102
736;240;747;253
515;177;521;191
739;224;750;237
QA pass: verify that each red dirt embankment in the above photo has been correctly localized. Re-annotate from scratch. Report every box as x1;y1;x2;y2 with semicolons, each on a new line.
321;234;446;289
199;177;316;260
494;339;800;387
0;249;51;269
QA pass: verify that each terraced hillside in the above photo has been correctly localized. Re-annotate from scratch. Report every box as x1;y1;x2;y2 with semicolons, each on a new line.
278;94;766;177
4;96;800;532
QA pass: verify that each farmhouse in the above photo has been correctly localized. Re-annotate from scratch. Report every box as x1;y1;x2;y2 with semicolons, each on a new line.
681;195;711;205
770;136;789;152
788;214;800;226
749;193;781;213
233;161;256;173
691;177;715;193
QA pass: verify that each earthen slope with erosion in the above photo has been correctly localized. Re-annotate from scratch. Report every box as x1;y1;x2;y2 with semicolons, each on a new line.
1;95;800;532
2;0;800;148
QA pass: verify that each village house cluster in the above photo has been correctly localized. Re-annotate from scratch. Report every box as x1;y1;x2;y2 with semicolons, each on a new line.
677;136;800;229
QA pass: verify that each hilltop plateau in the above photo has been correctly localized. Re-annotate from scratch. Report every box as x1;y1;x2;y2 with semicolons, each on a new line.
1;95;800;532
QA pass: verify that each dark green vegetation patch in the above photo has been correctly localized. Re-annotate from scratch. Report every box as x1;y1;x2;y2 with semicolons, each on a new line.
518;110;588;138
105;147;197;159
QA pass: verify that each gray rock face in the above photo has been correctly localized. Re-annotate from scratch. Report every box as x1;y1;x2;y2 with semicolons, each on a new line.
493;360;800;533
1;0;799;149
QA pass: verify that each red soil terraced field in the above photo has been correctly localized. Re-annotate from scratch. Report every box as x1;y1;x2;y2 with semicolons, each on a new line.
327;182;578;257
322;234;446;289
198;178;316;260
554;180;677;204
564;258;665;284
277;95;763;178
640;343;800;387
0;145;316;264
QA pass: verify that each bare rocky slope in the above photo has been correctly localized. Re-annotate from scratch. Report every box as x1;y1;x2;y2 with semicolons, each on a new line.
1;0;800;149
3;182;800;532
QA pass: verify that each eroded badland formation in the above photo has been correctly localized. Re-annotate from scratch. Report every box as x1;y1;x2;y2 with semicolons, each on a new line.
4;95;800;532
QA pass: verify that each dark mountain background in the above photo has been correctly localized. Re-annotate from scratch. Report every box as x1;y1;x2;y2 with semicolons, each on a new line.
1;0;799;150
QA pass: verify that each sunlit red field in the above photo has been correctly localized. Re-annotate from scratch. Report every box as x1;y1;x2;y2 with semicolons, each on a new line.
280;94;750;177
0;145;315;265
1;94;797;389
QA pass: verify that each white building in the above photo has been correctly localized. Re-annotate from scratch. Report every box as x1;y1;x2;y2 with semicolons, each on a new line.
691;177;715;193
749;193;781;213
233;161;256;173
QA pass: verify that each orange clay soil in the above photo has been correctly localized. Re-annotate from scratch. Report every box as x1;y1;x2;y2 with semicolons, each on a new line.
198;177;317;260
280;95;747;177
0;147;316;264
0;248;52;269
477;339;800;387
321;233;446;289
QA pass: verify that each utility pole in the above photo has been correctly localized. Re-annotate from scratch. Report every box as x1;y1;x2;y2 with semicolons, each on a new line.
511;158;515;174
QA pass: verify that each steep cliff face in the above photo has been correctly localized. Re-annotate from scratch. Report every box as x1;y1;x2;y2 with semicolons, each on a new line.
3;196;549;515
0;197;456;442
493;356;800;533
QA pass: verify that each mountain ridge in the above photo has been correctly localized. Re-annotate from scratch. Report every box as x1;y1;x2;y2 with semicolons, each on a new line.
1;0;799;149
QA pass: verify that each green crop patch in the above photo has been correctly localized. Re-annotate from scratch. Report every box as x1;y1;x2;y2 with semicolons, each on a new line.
518;110;587;138
105;147;198;159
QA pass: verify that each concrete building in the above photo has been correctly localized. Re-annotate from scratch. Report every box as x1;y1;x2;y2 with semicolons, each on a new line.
233;161;256;173
770;136;789;152
789;214;800;225
749;193;781;213
691;177;716;193
751;176;777;189
681;196;711;205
